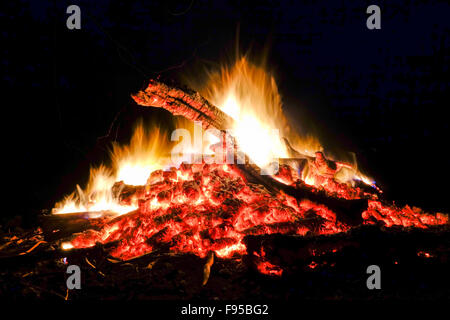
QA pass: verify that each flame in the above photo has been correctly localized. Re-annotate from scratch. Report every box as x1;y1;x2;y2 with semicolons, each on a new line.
53;122;171;215
172;116;220;157
202;57;321;168
111;122;170;186
52;165;137;215
215;240;246;258
199;57;377;188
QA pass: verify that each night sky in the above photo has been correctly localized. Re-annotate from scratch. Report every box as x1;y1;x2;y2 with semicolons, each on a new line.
1;0;449;226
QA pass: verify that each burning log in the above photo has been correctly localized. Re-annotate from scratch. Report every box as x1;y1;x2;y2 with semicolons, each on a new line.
235;161;368;226
131;79;235;131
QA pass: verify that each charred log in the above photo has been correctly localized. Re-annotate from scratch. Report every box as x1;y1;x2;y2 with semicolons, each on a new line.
39;211;117;242
236;162;367;226
132;79;234;131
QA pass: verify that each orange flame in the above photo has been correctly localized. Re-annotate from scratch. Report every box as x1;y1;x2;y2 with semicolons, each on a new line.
53;122;172;215
111;122;170;186
202;57;322;167
52;165;137;215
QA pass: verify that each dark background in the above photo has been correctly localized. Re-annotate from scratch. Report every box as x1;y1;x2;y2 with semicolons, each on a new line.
1;0;449;226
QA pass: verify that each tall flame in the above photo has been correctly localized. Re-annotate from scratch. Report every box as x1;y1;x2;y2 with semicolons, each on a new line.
201;57;377;189
202;57;322;167
111;122;170;186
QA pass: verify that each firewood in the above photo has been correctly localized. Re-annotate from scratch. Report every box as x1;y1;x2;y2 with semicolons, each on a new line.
236;162;367;226
39;211;116;241
132;79;235;130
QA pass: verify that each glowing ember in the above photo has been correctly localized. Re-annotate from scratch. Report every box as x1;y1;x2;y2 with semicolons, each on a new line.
63;162;338;260
256;261;283;276
254;247;283;276
417;251;433;258
362;201;448;228
61;161;447;264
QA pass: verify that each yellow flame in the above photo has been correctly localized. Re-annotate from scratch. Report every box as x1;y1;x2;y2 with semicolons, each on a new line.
52;165;137;215
53;122;171;215
202;57;321;167
201;57;375;187
61;242;74;250
173;116;220;156
111;122;170;185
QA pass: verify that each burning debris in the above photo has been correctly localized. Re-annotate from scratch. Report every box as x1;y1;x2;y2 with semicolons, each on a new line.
56;155;446;265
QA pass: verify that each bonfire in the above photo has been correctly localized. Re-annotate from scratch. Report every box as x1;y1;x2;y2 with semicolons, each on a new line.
1;58;448;299
53;58;447;272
